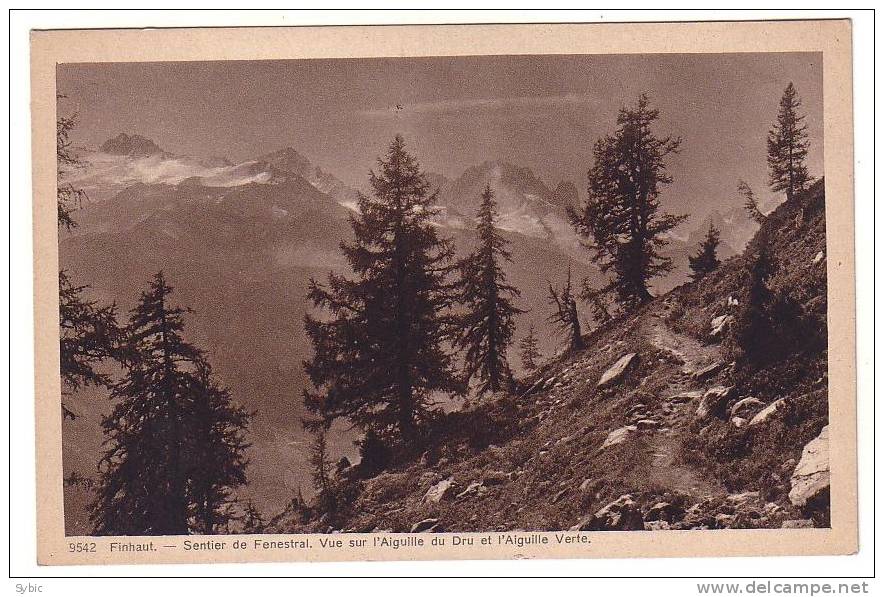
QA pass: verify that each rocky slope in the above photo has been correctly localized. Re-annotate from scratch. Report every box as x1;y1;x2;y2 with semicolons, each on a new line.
271;180;830;534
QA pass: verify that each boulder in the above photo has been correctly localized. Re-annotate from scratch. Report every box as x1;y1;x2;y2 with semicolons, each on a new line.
668;389;704;403
573;494;644;531
731;416;747;428
788;426;830;508
599;425;637;450
410;518;440;533
730;397;765;418
456;481;483;500
597;353;638;388
644;520;671;531
748;398;786;426
813;251;825;265
710;315;733;338
423;477;456;503
727;295;739;307
695;386;734;420
693;361;725;380
635;419;659;430
645;501;685;523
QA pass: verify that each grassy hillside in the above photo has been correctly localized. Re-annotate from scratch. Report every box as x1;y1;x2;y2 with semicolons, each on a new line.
270;180;830;534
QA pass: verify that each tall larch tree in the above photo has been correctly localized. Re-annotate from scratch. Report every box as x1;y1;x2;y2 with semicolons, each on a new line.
688;224;722;282
454;184;524;395
303;135;463;449
519;324;542;372
568;93;686;311
91;272;249;535
767;82;813;201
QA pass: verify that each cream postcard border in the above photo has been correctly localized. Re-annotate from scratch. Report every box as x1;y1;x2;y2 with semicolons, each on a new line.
30;19;856;565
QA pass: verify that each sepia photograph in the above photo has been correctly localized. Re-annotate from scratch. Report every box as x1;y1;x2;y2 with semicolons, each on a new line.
26;18;859;566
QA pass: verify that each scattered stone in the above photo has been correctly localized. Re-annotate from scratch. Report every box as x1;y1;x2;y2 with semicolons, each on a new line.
731;416;747;428
456;481;483;499
668;390;704;403
749;398;786;426
423;477;456;503
635;419;659;430
572;494;644;531
645;501;685;523
597;353;638;388
789;426;830;508
483;470;509;486
693;361;725;380
710;315;733;338
579;478;593;492
552;488;569;504
695;386;734;420
410;518;440;533
644;520;671;531
782;519;815;529
600;425;637;450
727;295;739;307
727;491;760;505
625;403;648;417
813;251;825;265
730;397;765;418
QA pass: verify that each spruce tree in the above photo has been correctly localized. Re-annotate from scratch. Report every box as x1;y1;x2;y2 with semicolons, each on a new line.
303;135;462;448
187;361;251;534
91;272;249;535
519;324;542;372
688;224;722;282
547;267;584;353
731;238;776;365
568;94;687;310
767;82;813;201
454;184;524;395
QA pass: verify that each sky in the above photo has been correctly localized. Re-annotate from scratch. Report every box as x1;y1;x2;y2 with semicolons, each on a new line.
57;52;823;227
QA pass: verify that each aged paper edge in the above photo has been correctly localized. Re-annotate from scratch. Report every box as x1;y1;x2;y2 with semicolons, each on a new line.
30;20;856;565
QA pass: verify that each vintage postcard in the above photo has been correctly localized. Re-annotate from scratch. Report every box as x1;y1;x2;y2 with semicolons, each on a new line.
30;19;856;565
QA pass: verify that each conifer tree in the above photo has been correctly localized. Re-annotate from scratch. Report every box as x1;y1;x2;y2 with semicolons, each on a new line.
731;237;776;365
580;281;612;329
518;324;542;372
547;267;584;353
56;102;121;419
91;272;249;535
187;361;251;534
767;82;813;201
454;184;524;394
303;135;462;448
568;94;686;310
739;180;767;225
309;429;336;515
688;224;722;282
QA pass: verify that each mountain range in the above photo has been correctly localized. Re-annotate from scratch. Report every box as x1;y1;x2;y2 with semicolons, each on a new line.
60;134;759;533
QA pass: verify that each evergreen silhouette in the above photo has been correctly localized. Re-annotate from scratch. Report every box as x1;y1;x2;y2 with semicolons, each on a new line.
56;98;88;231
454;184;524;394
568;94;686;310
303;135;462;448
767;82;813;201
90;272;249;535
688;224;722;282
56;103;120;419
580;280;612;329
547;267;584;353
518;324;542;372
309;429;336;516
739;180;767;225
